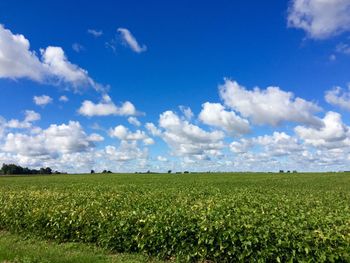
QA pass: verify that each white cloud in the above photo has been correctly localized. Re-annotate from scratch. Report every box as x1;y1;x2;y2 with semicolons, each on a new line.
325;86;350;111
6;110;40;129
199;102;250;135
143;137;155;145
0;24;44;81
59;95;69;102
295;111;350;149
156;111;225;158
157;155;168;162
117;28;147;53
230;138;253;154
109;125;151;143
0;121;102;172
219;79;321;126
72;43;85;53
41;46;99;91
0;117;156;172
128;116;141;126
253;132;304;157
3;121;94;157
109;125;128;139
0;24;103;91
78;94;137;117
0;117;6;139
24;110;41;123
6;120;31;129
88;133;104;142
87;29;103;37
230;132;303;157
104;141;148;162
288;0;350;39
105;39;117;53
179;106;194;120
145;122;162;136
336;42;350;55
43;121;95;154
33;95;53;106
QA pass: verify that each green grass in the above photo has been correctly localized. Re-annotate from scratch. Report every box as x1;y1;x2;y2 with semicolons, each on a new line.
0;231;160;263
1;172;350;262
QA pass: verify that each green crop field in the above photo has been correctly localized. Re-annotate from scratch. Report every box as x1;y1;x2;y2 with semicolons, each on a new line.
1;172;350;262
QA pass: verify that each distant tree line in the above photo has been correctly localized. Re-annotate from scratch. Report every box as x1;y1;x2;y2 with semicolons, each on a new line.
0;163;62;175
90;170;112;174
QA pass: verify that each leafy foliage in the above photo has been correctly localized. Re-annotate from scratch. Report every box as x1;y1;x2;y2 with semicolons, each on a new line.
0;163;56;175
0;172;350;262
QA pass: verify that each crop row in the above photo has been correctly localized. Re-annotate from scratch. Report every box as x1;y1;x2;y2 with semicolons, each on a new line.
0;187;350;262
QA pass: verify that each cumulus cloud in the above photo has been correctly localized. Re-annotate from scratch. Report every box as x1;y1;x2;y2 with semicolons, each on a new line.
88;133;104;142
295;111;350;149
41;46;100;91
117;28;147;53
230;138;253;154
0;121;102;173
226;131;320;172
104;141;148;162
23;110;40;122
10;111;40;129
155;111;225;159
287;0;350;39
0;118;154;172
2;121;94;157
325;86;350;111
109;124;153;145
87;29;103;37
253;132;304;157
59;95;69;102
0;24;103;91
128;116;141;127
33;95;53;106
145;122;162;136
199;102;250;135
179;106;194;120
6;110;41;129
0;24;44;81
143;138;155;145
78;94;137;117
219;79;321;126
230;132;303;157
157;155;168;162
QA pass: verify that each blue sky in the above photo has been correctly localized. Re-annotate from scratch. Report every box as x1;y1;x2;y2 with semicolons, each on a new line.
0;0;350;172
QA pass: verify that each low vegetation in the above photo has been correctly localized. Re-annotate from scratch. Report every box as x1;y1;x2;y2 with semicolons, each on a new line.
1;172;350;262
0;230;158;263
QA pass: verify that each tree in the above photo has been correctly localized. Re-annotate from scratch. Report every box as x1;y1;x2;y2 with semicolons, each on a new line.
39;167;52;175
91;170;95;174
0;163;54;175
168;170;172;174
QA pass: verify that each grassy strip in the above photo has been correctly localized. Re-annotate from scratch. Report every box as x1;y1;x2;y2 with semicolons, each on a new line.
0;231;161;263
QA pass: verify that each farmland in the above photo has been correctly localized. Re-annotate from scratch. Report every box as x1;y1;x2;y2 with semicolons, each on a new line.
1;172;350;262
